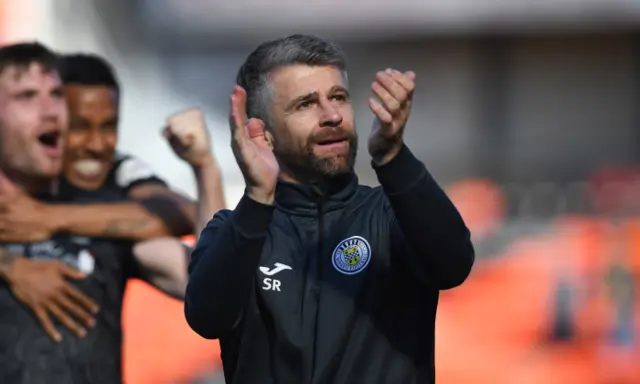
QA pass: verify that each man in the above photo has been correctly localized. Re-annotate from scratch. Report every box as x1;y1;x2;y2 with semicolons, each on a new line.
185;34;475;383
55;53;225;297
1;50;224;341
0;53;198;243
0;43;219;383
58;53;224;238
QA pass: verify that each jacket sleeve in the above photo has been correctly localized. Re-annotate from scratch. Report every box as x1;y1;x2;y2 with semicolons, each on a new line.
373;144;475;289
184;195;274;339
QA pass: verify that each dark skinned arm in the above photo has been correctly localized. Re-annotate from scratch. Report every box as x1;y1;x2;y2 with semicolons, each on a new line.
190;155;226;237
128;183;196;236
46;183;196;241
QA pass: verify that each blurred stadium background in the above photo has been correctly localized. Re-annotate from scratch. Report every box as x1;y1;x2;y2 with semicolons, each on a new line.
3;0;640;382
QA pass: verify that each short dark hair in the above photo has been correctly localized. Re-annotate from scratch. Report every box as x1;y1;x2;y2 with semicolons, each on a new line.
0;42;59;75
236;34;347;126
59;53;119;92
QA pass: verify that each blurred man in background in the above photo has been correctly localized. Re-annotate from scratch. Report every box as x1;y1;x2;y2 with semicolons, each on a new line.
0;43;223;383
0;53;196;243
56;53;225;296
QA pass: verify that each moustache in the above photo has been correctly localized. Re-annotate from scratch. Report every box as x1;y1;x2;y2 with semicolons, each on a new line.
311;127;355;145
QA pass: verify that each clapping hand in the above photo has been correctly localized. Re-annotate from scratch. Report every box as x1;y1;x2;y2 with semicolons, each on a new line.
367;69;416;166
228;86;279;205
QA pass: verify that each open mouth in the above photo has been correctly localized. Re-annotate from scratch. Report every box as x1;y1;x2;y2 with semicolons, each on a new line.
37;130;63;157
38;131;61;148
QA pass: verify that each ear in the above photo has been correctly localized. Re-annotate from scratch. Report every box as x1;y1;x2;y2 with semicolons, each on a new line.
264;129;275;150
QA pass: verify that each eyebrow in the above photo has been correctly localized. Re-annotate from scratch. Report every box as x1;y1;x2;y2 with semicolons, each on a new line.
69;116;90;126
285;91;318;112
102;117;119;126
330;85;349;97
10;85;64;97
70;116;119;126
284;86;350;112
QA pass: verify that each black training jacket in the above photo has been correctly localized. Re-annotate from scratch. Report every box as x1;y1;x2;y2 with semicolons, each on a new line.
185;145;475;384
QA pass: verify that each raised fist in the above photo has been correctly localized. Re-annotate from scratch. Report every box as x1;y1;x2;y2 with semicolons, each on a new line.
164;108;213;167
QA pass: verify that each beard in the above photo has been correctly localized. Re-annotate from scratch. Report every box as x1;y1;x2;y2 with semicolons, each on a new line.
273;127;358;182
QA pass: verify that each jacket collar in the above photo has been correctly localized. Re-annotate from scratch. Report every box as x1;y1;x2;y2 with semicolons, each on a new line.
275;173;358;215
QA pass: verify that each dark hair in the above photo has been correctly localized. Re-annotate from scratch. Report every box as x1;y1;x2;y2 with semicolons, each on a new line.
0;42;59;74
59;53;119;92
236;34;347;126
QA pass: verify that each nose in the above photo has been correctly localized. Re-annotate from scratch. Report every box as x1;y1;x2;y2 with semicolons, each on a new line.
41;95;67;126
319;98;343;128
86;130;107;153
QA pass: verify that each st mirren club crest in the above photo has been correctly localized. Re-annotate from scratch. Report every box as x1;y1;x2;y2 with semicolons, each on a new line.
332;236;372;275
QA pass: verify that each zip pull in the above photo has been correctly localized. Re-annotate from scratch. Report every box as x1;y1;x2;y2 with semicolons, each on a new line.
310;184;324;201
315;193;325;285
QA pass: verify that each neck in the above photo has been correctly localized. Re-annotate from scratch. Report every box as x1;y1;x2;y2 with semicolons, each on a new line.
278;170;328;186
278;170;302;184
278;165;354;186
1;168;52;195
278;168;353;189
274;170;357;214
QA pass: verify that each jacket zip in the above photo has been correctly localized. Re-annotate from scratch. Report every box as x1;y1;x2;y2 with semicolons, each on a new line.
310;197;324;383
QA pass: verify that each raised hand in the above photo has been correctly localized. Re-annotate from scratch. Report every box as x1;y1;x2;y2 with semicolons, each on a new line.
229;86;279;205
163;108;214;168
367;69;416;166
